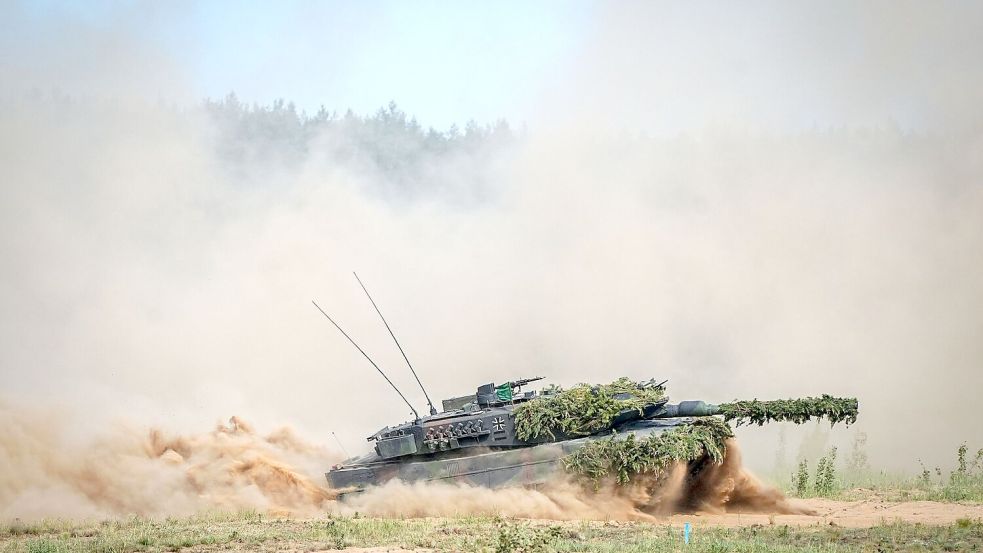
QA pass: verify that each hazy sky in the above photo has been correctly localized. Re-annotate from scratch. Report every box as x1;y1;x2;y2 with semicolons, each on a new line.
5;0;588;127
1;1;982;495
6;1;982;131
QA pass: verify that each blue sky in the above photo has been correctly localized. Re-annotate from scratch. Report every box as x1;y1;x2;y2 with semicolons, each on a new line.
4;1;983;132
8;1;590;128
181;2;590;127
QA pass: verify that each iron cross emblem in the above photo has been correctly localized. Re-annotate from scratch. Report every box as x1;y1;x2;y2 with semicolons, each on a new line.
492;416;506;431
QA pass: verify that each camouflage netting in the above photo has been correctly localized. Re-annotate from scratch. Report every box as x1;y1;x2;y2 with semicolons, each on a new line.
564;418;733;485
513;378;665;440
718;395;859;427
515;378;858;486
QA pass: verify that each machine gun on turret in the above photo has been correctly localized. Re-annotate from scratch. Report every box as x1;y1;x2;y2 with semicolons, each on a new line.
508;376;544;389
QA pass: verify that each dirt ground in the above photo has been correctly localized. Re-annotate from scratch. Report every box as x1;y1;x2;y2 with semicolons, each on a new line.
662;498;983;528
301;500;983;552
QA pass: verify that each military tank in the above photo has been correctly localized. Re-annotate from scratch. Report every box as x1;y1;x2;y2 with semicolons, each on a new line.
325;376;857;492
315;276;858;494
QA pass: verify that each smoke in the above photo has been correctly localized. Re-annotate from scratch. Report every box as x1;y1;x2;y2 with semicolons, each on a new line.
540;1;983;133
1;1;982;521
0;402;797;520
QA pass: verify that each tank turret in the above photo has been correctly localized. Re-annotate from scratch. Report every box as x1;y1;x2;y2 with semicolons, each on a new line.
366;377;547;461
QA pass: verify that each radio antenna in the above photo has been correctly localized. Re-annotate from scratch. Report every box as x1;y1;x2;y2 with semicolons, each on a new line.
312;299;420;420
353;272;438;415
331;431;351;458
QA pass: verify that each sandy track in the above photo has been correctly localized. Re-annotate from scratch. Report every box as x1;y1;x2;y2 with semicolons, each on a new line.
300;501;983;553
661;498;983;528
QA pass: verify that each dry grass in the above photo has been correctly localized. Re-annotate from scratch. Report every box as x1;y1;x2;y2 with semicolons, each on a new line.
2;512;981;553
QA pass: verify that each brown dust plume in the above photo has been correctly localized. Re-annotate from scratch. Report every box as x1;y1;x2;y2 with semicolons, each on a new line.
0;403;802;521
0;405;339;520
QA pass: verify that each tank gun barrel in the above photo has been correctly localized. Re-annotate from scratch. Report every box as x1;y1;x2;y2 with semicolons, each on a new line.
646;396;858;427
655;400;721;418
646;396;858;426
716;395;859;426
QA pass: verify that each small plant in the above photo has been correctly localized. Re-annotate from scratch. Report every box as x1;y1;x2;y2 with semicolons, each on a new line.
939;443;983;501
908;444;983;501
957;443;969;476
317;518;351;550
495;521;562;553
25;539;59;553
793;459;810;496
814;447;838;496
918;460;932;487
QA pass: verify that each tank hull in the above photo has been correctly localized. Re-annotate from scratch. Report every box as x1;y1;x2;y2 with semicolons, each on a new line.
327;418;694;493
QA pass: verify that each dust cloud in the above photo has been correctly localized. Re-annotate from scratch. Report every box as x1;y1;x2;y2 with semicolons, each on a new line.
344;448;810;522
686;441;809;515
1;1;982;522
0;402;798;521
0;405;338;520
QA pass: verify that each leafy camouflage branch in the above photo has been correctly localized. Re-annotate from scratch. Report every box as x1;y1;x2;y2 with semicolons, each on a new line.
718;395;859;426
564;418;733;485
513;378;665;441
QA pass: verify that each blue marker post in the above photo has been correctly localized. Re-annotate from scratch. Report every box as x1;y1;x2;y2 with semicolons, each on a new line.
684;522;691;545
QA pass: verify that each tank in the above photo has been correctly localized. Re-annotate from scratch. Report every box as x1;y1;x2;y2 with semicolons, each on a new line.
326;377;858;493
315;277;857;495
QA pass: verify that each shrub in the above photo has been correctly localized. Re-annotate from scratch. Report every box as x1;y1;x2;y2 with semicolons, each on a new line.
814;447;838;496
793;459;810;496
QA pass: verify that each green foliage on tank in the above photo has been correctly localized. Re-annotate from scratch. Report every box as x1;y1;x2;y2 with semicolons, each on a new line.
564;418;734;485
719;395;859;426
512;377;666;440
517;378;858;487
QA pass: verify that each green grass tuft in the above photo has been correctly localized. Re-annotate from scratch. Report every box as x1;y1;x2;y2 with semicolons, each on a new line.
495;521;562;553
